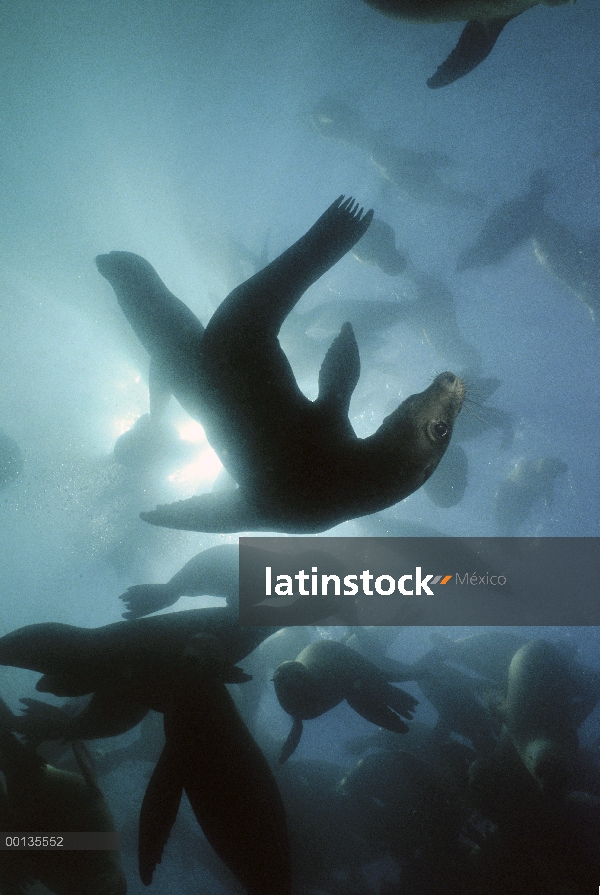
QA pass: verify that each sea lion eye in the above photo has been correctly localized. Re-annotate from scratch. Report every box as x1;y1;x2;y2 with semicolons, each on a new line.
433;422;449;439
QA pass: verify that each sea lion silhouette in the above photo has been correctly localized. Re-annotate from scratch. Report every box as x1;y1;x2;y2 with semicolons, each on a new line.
97;196;464;534
273;640;417;762
360;1;573;88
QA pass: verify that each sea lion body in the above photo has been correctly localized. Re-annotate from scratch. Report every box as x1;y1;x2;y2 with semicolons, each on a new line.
273;640;417;761
363;0;566;23
352;217;407;275
361;1;572;88
0;608;277;709
0;709;126;895
502;640;579;797
98;197;464;534
140;686;291;895
456;170;551;272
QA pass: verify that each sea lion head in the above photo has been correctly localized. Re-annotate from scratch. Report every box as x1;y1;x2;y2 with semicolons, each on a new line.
272;661;320;720
377;372;465;489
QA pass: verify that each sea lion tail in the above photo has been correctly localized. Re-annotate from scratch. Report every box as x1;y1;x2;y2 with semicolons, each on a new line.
427;17;514;89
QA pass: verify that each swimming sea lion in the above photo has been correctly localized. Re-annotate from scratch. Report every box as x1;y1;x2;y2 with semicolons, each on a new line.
97;196;465;534
494;456;567;536
132;632;288;892
533;214;600;323
0;608;277;717
456;169;551;272
352;217;407;275
0;698;127;895
139;681;291;894
360;1;573;88
501;639;581;797
272;639;418;762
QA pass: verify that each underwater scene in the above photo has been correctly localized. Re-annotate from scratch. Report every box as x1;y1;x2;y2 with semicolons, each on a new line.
0;1;599;893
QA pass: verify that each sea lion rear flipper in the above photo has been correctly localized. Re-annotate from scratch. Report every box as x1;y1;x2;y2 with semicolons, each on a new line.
139;743;184;886
315;322;360;417
140;490;263;534
427;17;514;89
120;583;175;619
206;197;374;339
279;719;303;763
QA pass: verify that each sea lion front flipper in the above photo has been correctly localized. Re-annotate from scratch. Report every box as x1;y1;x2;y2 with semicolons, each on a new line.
346;682;418;735
140;490;264;534
427;17;514;89
279;718;303;764
139;742;184;886
315;321;360;417
207;197;374;339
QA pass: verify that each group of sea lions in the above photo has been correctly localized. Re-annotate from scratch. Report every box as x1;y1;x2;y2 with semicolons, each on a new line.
2;610;600;894
0;3;587;894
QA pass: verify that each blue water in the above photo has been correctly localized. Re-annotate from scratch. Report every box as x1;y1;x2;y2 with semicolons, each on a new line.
0;2;598;893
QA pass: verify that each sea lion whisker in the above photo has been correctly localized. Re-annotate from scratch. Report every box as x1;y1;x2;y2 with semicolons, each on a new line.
460;400;493;429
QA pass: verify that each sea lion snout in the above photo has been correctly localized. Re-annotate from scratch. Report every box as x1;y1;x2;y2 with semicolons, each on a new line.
435;371;465;396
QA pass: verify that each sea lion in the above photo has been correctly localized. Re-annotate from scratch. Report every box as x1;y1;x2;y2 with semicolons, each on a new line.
360;1;573;88
272;640;418;762
494;456;567;536
501;639;581;797
97;196;465;534
0;699;127;895
456;169;551;272
533;214;600;323
309;100;481;208
139;681;291;894
352;217;407;275
0;608;277;718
